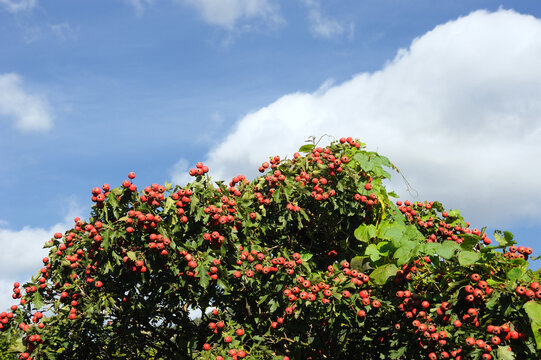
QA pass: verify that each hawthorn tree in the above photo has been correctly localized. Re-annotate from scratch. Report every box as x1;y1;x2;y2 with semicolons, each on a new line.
1;137;540;360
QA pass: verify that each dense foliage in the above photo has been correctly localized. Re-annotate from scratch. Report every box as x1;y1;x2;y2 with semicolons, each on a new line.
1;137;540;360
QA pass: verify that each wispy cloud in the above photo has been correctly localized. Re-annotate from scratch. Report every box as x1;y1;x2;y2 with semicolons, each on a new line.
125;0;154;16
300;0;354;39
0;73;53;132
194;9;541;229
50;22;79;41
175;0;283;29
0;0;36;13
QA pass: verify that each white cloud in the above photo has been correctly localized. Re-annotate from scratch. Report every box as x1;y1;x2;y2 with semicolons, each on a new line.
300;0;353;39
176;0;282;29
0;199;83;311
0;73;53;131
0;0;36;13
50;22;78;41
170;158;193;187
125;0;154;16
193;9;541;229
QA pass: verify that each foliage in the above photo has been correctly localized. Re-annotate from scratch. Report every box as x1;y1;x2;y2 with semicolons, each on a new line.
0;331;15;360
1;137;540;360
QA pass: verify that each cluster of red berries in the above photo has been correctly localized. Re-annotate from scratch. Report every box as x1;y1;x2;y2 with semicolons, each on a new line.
285;203;301;212
339;136;362;148
205;258;221;281
125;209;163;234
393;262;421;284
145;232;170;256
308;175;336;201
122;254;147;273
71;217;101;243
11;281;22;300
227;174;248;196
504;245;534;260
201;196;240;246
189;162;209;176
465;332;508;360
397;200;434;228
303;145;349;177
339;261;370;285
463;274;493;304
0;307;15;331
232;249;300;278
205;309;247;359
91;184;110;208
170;187;192;223
395;199;498;246
354;192;379;207
514;281;541;299
258;156;281;173
121;172;137;191
396;290;431;321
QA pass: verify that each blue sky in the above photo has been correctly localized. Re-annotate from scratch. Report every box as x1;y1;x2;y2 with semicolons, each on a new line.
1;0;541;309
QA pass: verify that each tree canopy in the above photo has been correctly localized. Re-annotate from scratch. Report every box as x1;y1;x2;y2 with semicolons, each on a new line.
1;137;540;360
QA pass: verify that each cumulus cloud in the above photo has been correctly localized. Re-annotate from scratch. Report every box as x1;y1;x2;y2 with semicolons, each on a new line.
0;199;83;311
176;0;282;29
300;0;353;39
0;73;53;131
192;9;541;228
0;0;36;13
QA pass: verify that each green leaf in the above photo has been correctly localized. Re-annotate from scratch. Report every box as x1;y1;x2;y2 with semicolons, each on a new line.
350;256;366;271
485;291;502;311
457;251;480;266
298;144;315;153
352;152;392;178
354;224;377;242
394;241;418;265
506;267;523;282
269;299;279;313
448;209;461;218
127;251;137;261
439;241;460;259
257;294;269;305
389;346;407;359
164;181;173;191
404;224;424;243
163;196;175;214
7;338;25;353
370;264;398;285
494;231;507;247
458;234;480;250
496;345;516;359
377;221;406;243
199;269;209;289
301;253;313;262
424;242;442;256
32;291;44;309
377;241;392;257
365;244;381;262
524;301;541;350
